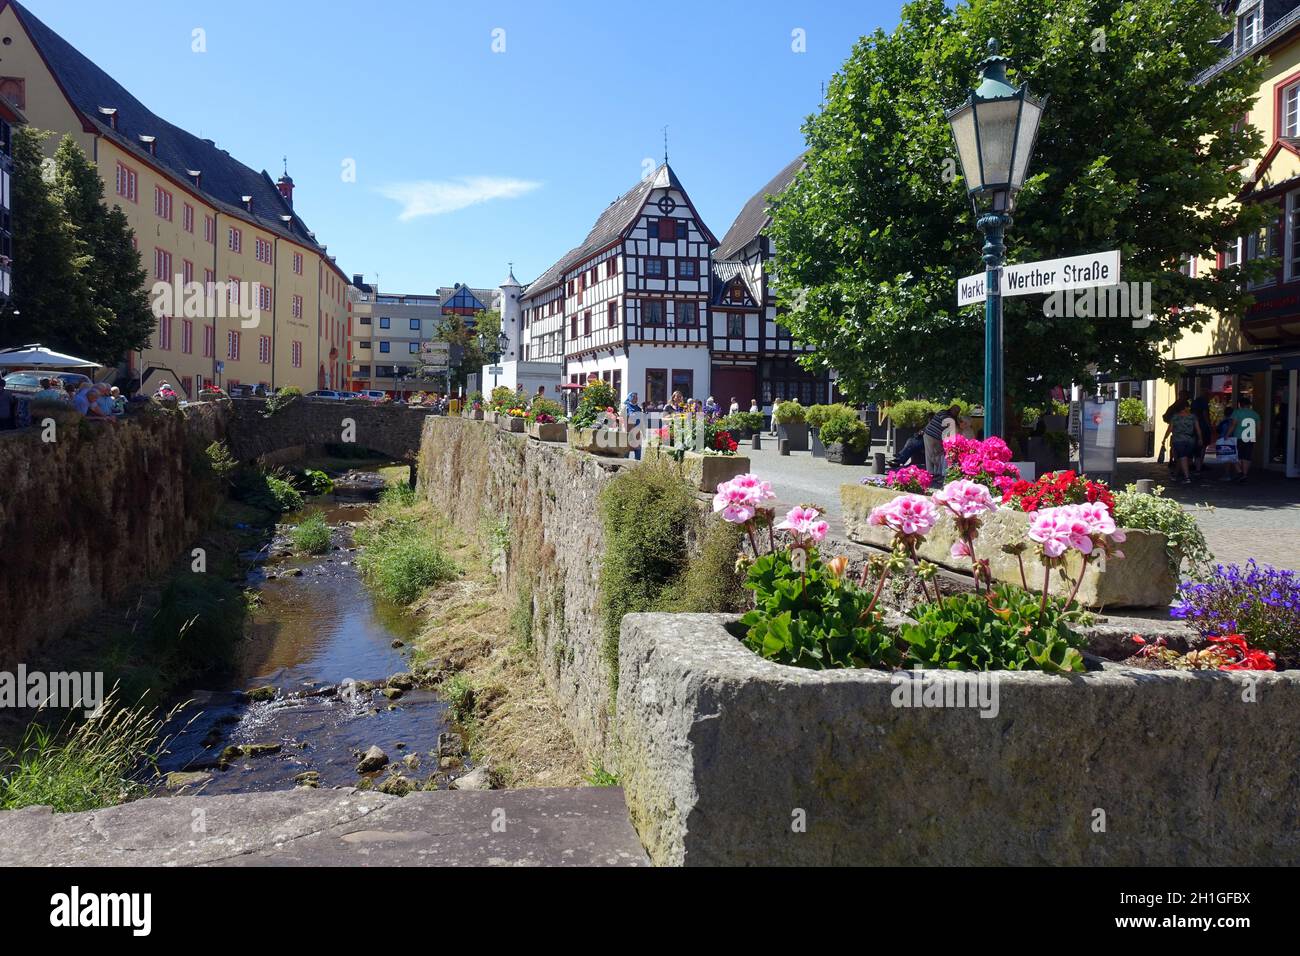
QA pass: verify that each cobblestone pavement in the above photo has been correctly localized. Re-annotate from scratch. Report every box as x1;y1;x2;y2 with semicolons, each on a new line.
738;444;1300;574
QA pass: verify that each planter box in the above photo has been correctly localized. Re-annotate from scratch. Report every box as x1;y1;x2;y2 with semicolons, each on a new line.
825;442;868;465
840;483;1176;608
499;415;526;433
463;409;484;421
810;431;827;458
616;612;1300;866
775;421;809;451
1116;423;1150;458
647;446;751;492
569;426;631;457
1026;436;1070;476
483;411;498;424
889;424;919;459
528;421;568;442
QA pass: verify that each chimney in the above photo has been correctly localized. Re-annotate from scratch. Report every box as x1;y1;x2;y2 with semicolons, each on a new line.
353;274;364;287
98;107;117;130
137;134;156;156
187;169;202;188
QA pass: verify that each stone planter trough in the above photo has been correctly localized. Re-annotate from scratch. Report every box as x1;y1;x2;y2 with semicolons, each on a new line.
499;415;526;433
840;483;1176;608
647;446;751;492
616;612;1300;866
569;426;631;457
528;421;567;442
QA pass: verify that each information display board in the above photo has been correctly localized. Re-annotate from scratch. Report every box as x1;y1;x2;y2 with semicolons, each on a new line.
1079;396;1118;480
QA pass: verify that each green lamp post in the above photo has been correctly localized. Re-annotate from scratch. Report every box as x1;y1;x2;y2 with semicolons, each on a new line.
946;39;1046;441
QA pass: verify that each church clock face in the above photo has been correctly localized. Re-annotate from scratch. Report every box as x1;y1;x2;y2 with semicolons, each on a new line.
656;195;677;215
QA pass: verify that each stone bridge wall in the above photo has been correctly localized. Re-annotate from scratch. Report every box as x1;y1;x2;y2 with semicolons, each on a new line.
226;398;435;462
0;403;227;664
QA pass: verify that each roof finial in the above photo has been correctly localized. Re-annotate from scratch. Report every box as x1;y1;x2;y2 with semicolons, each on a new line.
283;155;288;176
663;125;669;165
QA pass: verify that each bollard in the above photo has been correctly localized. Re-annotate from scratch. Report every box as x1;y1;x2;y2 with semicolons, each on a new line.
751;433;762;451
872;452;886;475
1135;478;1154;495
778;438;790;456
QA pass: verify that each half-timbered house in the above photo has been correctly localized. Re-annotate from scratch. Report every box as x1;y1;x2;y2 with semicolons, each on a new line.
520;163;718;407
711;154;831;409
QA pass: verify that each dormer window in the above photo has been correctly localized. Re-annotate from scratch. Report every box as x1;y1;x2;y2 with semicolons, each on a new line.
1237;2;1262;53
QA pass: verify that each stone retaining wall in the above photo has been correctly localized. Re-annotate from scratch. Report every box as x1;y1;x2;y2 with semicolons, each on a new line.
617;613;1300;866
417;416;631;766
0;404;227;664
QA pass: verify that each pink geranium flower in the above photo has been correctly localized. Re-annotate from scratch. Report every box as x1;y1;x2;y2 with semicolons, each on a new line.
868;494;938;540
776;506;829;544
1027;505;1095;559
933;479;996;520
712;473;776;525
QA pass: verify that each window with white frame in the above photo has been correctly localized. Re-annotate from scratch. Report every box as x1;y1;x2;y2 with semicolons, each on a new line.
1238;2;1262;53
1283;80;1300;138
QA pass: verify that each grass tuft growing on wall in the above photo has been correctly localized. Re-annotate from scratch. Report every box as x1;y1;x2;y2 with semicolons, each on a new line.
597;460;747;689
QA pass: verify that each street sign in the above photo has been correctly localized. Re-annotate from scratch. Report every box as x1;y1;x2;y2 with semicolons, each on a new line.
958;250;1121;305
488;365;504;375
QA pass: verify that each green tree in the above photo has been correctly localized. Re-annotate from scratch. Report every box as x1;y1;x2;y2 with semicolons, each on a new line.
767;0;1269;406
53;135;154;363
439;308;502;391
4;127;86;352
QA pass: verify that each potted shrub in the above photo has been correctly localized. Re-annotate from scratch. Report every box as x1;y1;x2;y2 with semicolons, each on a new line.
464;391;484;421
884;399;939;456
773;399;809;451
526;397;567;441
805;404;834;458
1116;397;1151;458
819;406;871;465
500;403;529;432
719;410;764;441
567;380;629;456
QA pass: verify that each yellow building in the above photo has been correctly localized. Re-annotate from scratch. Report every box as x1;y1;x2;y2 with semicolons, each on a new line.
0;0;349;398
1156;1;1300;477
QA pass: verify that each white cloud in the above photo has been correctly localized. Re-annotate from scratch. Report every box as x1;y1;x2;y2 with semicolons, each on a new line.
377;176;541;221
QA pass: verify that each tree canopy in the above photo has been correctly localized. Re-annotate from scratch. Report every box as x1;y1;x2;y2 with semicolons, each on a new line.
4;131;153;364
767;0;1268;405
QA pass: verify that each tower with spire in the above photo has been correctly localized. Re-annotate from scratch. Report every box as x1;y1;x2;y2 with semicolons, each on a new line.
498;264;522;362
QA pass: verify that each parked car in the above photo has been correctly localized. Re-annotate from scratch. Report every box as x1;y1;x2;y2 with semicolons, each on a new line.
355;389;389;403
2;370;93;395
306;389;345;400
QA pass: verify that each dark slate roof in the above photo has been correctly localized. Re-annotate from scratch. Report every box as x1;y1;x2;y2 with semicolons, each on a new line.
521;163;708;298
9;0;332;256
714;154;806;262
521;249;578;299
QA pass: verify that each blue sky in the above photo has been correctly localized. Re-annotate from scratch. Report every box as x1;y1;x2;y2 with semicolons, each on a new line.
25;0;895;293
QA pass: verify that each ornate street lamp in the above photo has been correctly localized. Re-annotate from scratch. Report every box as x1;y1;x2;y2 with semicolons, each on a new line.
946;38;1046;441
